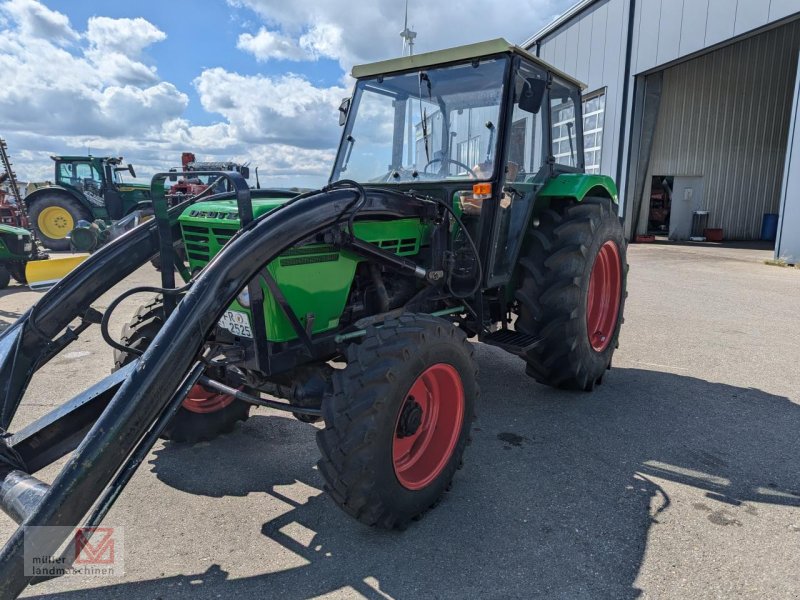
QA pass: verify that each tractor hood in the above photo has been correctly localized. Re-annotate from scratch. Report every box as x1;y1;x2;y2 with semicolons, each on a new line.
117;182;150;192
178;192;299;226
0;223;31;237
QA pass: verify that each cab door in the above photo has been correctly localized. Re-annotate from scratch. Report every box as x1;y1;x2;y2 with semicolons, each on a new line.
485;60;549;287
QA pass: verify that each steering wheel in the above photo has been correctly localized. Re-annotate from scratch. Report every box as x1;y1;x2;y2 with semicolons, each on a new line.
423;158;478;179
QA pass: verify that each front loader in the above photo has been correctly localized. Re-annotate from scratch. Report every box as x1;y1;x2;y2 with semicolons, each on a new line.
0;38;627;597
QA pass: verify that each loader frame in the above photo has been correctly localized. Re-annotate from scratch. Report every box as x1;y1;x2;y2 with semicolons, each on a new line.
0;170;451;596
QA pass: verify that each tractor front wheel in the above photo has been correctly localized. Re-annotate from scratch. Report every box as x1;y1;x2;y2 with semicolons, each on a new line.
317;314;478;529
9;263;26;284
515;197;628;391
113;296;251;443
29;195;91;251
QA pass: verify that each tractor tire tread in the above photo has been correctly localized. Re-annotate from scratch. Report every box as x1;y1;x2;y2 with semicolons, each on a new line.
316;314;478;530
515;196;628;391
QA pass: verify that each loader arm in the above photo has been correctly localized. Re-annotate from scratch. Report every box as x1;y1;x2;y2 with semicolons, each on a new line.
0;172;426;598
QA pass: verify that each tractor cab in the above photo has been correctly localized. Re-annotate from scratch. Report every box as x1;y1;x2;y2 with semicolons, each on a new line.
332;38;587;288
52;156;141;220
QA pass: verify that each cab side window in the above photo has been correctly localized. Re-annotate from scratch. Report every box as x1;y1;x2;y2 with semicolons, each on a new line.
74;162;103;184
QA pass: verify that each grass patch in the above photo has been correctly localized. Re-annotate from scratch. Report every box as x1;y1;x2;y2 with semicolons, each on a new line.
764;258;799;269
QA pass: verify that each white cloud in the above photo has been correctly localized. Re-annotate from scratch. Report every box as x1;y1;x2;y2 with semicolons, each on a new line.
237;22;343;62
1;0;78;44
0;0;576;190
237;28;309;61
0;3;184;139
231;0;573;70
86;16;166;56
299;23;342;60
194;68;346;148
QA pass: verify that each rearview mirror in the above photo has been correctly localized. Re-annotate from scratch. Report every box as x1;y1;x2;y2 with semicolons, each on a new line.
240;166;250;179
127;163;136;178
519;77;547;114
338;97;351;126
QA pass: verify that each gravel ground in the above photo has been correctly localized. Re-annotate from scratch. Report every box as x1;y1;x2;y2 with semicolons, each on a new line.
0;242;798;599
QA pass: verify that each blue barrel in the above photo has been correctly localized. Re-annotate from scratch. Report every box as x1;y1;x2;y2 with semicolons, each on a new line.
761;213;779;241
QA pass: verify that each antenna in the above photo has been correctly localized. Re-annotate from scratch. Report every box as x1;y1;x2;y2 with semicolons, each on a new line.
400;0;418;167
400;0;416;56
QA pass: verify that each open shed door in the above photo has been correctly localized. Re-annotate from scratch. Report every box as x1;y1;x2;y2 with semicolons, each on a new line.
776;51;800;264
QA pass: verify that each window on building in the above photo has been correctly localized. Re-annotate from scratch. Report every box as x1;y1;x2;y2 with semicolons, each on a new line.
456;136;481;172
582;90;606;174
508;118;527;169
550;80;582;168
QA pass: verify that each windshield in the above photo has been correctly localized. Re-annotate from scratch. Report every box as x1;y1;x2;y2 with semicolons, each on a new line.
332;57;508;184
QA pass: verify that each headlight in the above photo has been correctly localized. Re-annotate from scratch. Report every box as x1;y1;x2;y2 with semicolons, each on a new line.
237;288;250;308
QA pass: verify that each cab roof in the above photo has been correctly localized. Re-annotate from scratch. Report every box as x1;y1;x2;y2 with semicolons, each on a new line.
50;155;122;162
351;38;586;90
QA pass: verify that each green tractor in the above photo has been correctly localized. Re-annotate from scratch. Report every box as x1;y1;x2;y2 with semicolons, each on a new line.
115;39;628;523
0;39;628;594
0;223;34;289
25;155;148;250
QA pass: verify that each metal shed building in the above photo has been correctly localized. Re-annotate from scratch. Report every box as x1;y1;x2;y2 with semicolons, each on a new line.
524;0;800;261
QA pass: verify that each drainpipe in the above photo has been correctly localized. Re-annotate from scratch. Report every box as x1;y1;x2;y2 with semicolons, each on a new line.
616;0;637;224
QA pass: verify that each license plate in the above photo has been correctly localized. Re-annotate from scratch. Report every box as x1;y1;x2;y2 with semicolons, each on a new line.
218;310;253;338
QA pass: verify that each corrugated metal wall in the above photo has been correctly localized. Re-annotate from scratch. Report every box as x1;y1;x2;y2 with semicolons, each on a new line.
646;20;800;239
537;0;630;180
531;0;800;227
631;0;800;76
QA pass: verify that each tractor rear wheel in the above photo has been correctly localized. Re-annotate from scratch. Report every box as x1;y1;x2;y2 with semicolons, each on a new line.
515;197;627;391
29;194;91;251
317;314;478;529
113;296;251;442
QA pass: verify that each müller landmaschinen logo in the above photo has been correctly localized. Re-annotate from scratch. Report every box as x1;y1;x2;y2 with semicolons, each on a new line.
24;526;124;577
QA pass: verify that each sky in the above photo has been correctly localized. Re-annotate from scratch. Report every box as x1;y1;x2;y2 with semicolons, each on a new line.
0;0;573;188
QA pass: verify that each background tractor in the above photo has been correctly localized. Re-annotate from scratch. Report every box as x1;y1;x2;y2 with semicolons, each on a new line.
166;151;251;202
0;39;627;597
0;222;34;289
67;152;254;254
0;138;46;288
24;155;148;250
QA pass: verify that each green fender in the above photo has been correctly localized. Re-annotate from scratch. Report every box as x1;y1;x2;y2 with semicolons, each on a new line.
538;173;619;204
24;185;94;213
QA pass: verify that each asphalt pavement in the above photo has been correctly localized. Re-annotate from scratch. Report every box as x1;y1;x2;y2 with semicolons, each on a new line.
0;242;798;599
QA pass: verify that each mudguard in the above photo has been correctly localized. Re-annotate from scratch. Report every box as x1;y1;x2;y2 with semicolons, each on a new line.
538;173;619;204
23;185;92;212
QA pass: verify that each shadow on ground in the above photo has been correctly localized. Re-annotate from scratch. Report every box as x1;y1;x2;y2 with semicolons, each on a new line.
26;355;800;599
0;295;23;333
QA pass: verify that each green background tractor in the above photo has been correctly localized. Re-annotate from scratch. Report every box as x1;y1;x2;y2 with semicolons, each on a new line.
114;39;628;528
0;223;34;289
24;155;149;250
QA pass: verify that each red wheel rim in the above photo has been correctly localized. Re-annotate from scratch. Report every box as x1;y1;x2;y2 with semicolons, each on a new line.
586;240;622;352
392;363;465;491
182;384;236;414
